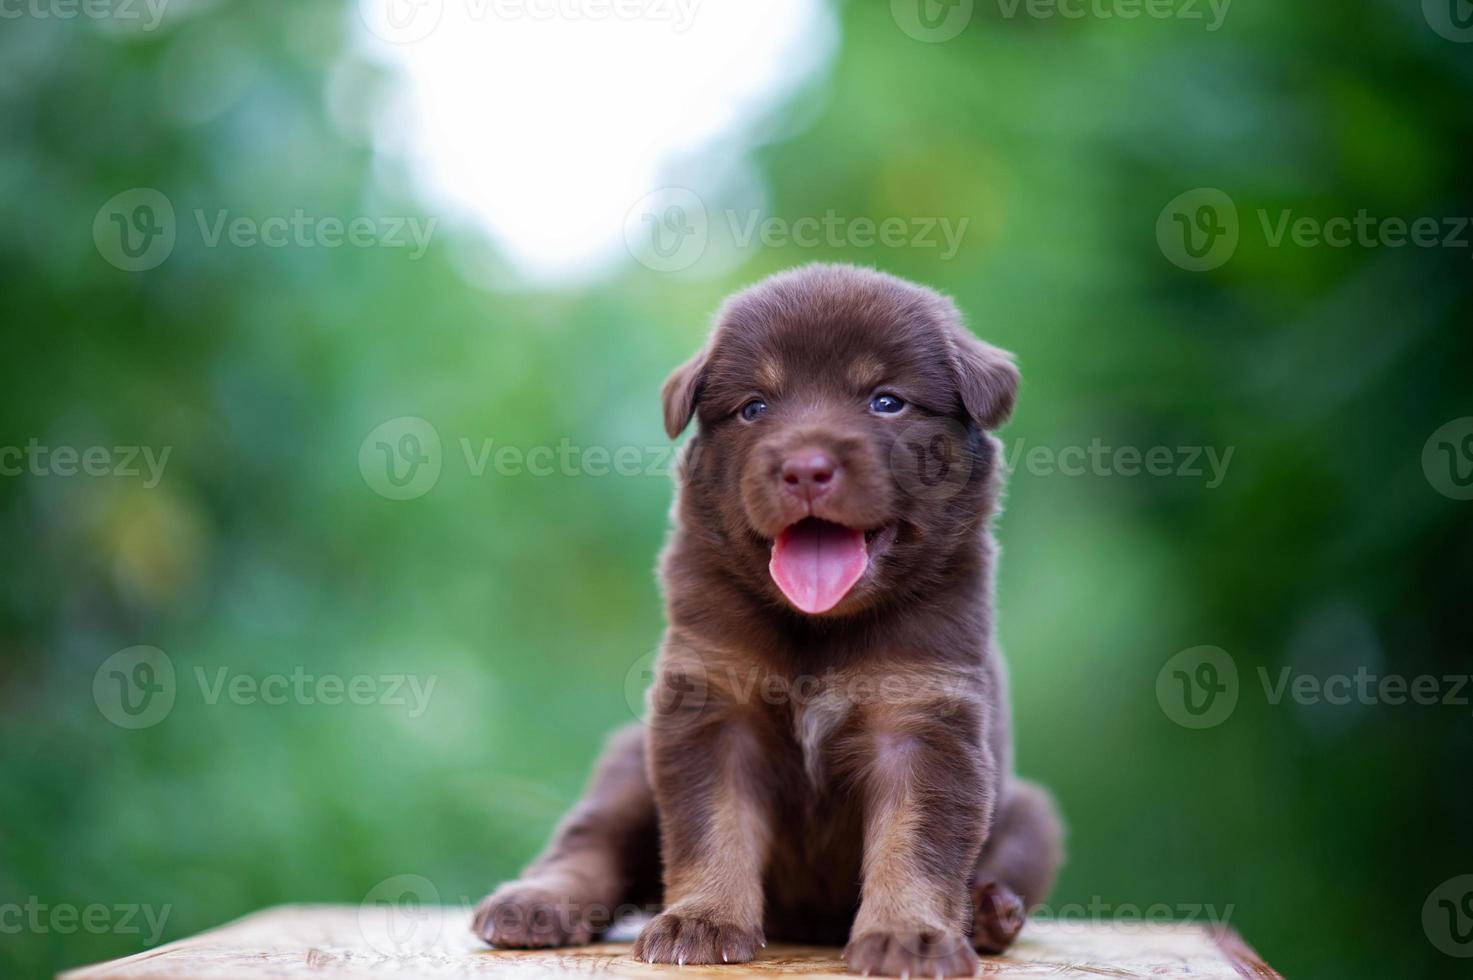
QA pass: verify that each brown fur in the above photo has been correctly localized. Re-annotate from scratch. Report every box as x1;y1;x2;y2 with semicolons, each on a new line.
473;264;1064;977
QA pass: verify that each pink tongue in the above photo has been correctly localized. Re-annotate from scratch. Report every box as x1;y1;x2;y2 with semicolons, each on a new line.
769;520;868;614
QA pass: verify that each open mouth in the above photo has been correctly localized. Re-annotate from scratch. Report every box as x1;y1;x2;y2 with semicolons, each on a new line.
769;517;890;614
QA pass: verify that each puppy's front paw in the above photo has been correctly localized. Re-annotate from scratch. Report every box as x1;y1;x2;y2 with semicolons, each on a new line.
471;882;595;948
632;910;764;965
843;928;979;978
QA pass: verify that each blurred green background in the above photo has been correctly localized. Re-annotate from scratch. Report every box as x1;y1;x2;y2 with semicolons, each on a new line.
2;1;1470;977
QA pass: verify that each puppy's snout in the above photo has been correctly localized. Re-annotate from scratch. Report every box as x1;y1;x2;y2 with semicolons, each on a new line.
781;449;839;503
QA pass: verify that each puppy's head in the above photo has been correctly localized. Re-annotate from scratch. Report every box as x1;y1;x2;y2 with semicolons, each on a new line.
664;264;1018;618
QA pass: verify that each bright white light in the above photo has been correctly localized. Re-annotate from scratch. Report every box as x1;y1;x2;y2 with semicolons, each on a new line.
351;0;836;286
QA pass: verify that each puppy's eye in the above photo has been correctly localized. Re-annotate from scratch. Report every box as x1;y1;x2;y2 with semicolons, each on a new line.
738;399;768;422
870;393;905;415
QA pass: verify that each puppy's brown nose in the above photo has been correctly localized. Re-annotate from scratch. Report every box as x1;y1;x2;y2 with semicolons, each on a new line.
781;450;838;502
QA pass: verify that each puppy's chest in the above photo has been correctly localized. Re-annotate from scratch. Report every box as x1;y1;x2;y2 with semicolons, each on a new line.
755;663;985;792
789;685;854;788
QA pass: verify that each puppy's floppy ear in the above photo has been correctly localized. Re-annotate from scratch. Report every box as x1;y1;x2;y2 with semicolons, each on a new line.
949;330;1020;430
661;347;708;439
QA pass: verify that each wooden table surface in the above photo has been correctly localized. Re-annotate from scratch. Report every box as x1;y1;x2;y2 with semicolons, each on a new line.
60;904;1280;978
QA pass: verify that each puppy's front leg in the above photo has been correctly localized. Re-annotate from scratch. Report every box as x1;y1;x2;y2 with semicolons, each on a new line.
633;658;771;965
844;708;992;978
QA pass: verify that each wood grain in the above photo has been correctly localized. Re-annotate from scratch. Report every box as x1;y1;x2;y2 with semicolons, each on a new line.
60;905;1280;978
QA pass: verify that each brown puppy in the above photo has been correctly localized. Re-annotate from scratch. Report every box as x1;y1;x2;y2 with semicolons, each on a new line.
472;264;1063;977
